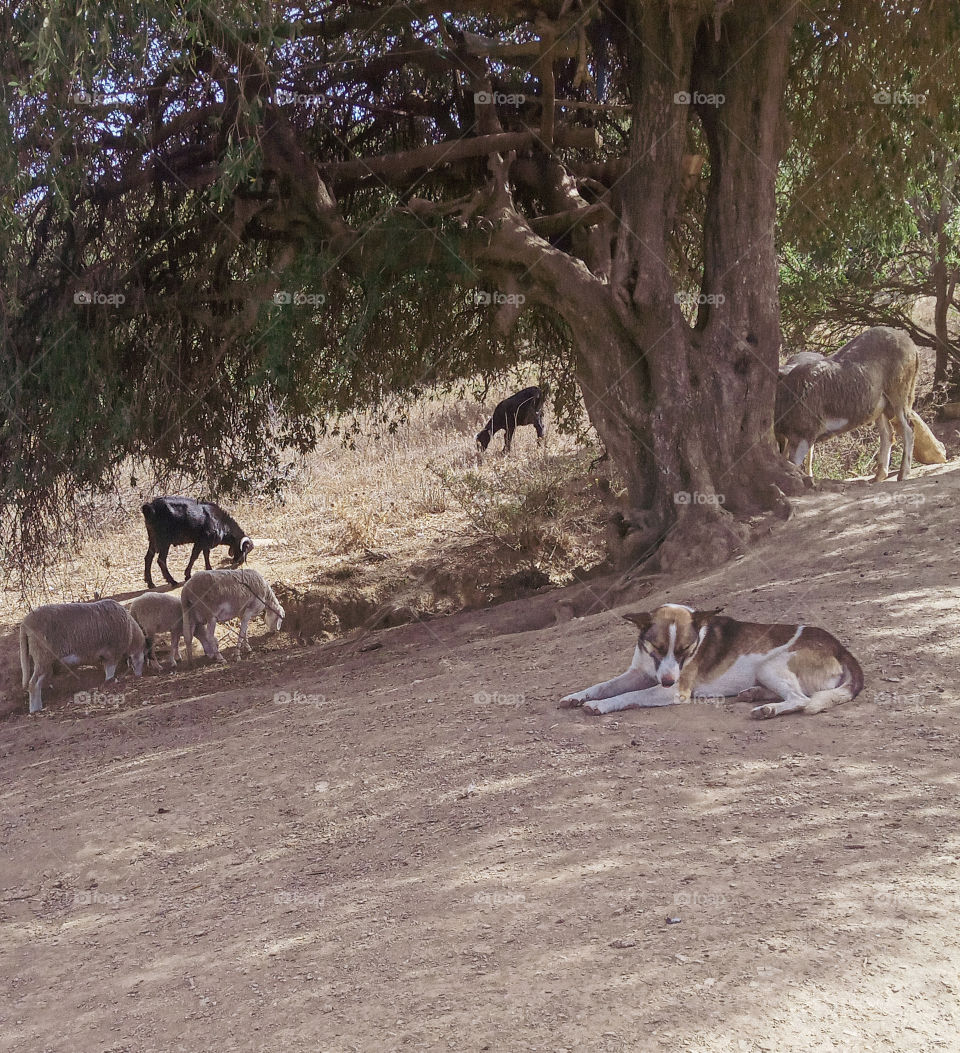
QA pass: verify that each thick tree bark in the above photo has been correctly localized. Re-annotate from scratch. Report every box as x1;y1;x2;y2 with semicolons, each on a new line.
488;1;802;568
445;1;807;570
686;1;799;510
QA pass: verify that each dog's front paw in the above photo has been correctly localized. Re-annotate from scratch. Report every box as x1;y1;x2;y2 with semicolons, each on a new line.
558;693;587;709
750;703;778;720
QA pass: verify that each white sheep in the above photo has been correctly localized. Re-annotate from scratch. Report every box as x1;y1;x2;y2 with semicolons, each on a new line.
19;599;146;714
181;568;285;665
129;591;183;669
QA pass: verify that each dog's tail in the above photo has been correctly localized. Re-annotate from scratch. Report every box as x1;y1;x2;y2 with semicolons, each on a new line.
804;648;865;714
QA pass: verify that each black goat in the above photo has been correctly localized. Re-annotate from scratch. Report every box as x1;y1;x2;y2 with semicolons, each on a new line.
142;497;253;588
476;386;545;453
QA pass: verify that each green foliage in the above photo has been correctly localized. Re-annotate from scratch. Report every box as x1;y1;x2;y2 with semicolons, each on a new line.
779;3;960;361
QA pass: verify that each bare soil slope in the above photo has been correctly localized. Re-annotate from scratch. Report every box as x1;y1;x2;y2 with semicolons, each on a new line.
3;467;960;1052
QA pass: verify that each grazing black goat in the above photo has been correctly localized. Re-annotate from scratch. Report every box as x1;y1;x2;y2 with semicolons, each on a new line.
142;497;253;588
476;386;545;453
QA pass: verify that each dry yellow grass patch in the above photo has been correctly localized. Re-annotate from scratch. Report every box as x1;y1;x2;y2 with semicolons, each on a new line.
0;392;611;634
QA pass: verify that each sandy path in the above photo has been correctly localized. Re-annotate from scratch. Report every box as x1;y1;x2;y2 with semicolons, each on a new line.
2;468;960;1052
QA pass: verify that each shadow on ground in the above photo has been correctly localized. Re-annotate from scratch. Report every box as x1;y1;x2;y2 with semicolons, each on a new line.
2;466;959;1051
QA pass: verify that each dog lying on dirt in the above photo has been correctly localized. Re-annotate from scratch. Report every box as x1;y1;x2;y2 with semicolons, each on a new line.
559;604;864;719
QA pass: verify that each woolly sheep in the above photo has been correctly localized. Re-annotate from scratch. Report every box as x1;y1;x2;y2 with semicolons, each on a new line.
19;599;146;714
775;327;918;482
129;591;183;669
775;351;826;474
181;568;285;665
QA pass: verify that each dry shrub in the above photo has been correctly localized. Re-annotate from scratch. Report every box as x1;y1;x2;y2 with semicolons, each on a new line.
408;479;449;515
336;507;388;552
430;449;606;575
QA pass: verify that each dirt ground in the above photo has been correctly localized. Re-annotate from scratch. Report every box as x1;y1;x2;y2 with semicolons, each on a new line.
3;464;960;1052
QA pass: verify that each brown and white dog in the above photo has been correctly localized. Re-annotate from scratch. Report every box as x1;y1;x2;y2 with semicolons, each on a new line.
559;604;864;719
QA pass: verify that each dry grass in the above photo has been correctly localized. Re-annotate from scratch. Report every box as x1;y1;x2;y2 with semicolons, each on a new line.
810;426;910;482
0;391;612;631
0;379;927;637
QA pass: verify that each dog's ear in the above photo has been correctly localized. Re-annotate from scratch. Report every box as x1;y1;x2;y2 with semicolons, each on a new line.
623;611;652;632
693;607;724;629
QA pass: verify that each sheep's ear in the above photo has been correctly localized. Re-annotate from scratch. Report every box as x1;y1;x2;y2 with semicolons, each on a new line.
622;611;652;632
241;537;254;554
693;607;723;629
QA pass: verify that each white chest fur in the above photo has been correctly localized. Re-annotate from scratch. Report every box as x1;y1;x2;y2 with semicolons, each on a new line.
628;644;657;677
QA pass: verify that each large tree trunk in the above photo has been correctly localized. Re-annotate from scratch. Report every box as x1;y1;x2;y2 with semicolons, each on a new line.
505;1;801;570
311;0;802;570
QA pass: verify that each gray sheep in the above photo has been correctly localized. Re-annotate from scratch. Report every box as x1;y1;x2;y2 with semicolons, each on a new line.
19;599;146;714
775;351;826;474
181;569;285;665
129;591;183;669
775;327;918;482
